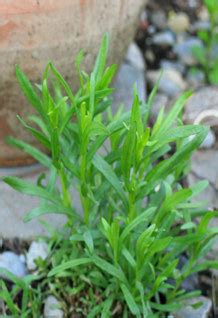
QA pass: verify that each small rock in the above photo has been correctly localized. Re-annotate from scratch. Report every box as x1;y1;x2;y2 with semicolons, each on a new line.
113;63;146;112
178;255;199;292
151;10;167;30
173;296;212;318
147;69;186;97
27;241;49;271
0;251;27;279
139;10;148;31
188;0;198;9
160;60;186;75
152;31;175;47
168;13;190;33
44;296;64;318
200;129;216;149
145;49;155;64
125;42;145;71
188;150;218;209
198;6;209;21
190;21;211;33
147;25;156;35
113;43;146;112
191;150;218;188
140;10;148;23
184;86;218;126
186;69;205;87
174;37;203;66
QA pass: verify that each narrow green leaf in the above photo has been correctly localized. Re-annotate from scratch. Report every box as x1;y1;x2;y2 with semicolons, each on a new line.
120;208;156;242
155;91;192;137
7;137;51;168
83;230;94;253
23;203;72;222
48;258;91;277
122;248;136;268
89;72;95;116
144;72;162;125
101;297;114;318
92;256;126;283
93;154;128;208
93;33;109;81
49;62;75;104
3;176;59;203
120;284;140;316
17;115;50;149
16;65;42;113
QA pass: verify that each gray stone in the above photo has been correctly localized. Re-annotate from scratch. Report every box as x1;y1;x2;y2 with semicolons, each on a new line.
200;129;216;149
168;12;190;33
173;296;212;318
160;60;186;75
147;25;156;36
151;10;167;30
198;6;209;21
44;296;64;318
147;69;186;97
125;42;145;71
188;147;218;256
174;37;203;66
188;150;218;209
139;10;148;26
113;43;146;112
0;165;83;239
184;86;218;126
27;241;49;271
150;93;169;122
0;251;27;279
0;170;67;239
186;69;205;87
152;31;175;47
178;255;199;292
190;21;211;33
188;0;198;9
113;63;146;112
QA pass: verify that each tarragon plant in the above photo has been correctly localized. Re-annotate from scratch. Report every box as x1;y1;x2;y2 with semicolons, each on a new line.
1;35;218;317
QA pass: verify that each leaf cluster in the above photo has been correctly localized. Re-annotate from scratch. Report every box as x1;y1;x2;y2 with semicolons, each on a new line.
1;35;218;317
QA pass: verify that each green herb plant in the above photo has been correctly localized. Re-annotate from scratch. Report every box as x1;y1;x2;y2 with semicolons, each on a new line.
192;0;218;84
1;35;218;317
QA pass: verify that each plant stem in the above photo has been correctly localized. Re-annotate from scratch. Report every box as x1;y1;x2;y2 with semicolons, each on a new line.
59;165;72;208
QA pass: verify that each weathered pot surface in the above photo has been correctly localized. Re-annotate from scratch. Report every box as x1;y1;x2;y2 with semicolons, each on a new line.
0;0;145;166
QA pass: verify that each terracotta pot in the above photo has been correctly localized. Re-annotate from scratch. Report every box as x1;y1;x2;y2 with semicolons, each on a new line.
0;0;145;166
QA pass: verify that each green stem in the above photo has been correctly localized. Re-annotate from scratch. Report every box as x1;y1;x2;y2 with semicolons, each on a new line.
128;191;136;221
59;165;72;208
80;153;91;225
81;193;90;225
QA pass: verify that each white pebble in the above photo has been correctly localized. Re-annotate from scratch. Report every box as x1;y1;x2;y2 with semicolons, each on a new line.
0;251;27;279
26;241;48;271
44;296;64;318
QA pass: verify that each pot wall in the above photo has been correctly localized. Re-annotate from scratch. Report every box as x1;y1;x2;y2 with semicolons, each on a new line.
0;0;145;166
